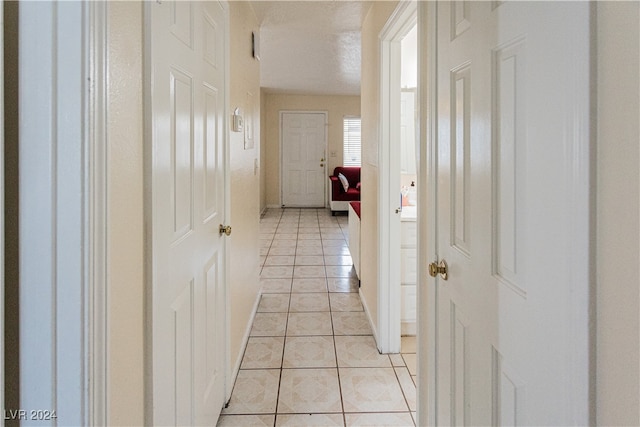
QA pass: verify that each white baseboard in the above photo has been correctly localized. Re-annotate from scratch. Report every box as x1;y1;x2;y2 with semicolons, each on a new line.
266;204;334;210
401;321;416;336
359;289;379;347
228;290;262;401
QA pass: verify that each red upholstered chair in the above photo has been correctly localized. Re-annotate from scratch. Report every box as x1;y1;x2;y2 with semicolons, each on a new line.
329;166;361;215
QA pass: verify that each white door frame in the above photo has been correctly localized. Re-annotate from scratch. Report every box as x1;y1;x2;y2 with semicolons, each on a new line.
9;2;111;424
17;2;94;424
88;1;109;424
279;110;328;207
417;2;437;425
377;0;417;354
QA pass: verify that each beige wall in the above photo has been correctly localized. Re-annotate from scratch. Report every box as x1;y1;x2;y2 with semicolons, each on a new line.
260;88;268;212
263;93;361;206
102;2;263;423
228;1;262;378
596;2;640;425
106;3;145;425
12;2;640;425
359;0;398;338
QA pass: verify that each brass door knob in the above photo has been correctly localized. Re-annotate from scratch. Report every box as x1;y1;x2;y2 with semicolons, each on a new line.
428;259;448;280
219;224;232;236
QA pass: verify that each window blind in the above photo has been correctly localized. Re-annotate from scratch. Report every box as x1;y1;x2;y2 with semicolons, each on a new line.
343;117;361;167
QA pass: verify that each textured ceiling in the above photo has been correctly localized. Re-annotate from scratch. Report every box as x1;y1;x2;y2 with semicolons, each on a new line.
250;1;373;96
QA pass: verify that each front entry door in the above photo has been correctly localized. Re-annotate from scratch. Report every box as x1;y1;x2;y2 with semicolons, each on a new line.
281;112;327;207
429;2;591;424
149;1;228;425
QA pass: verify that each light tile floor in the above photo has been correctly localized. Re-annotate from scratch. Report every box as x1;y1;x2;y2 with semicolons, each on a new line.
218;208;417;427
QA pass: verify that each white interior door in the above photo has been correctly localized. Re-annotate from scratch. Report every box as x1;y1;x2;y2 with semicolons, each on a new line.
281;112;327;207
427;2;591;425
149;1;228;425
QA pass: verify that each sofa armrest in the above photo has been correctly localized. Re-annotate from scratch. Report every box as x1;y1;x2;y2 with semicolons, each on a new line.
329;175;343;198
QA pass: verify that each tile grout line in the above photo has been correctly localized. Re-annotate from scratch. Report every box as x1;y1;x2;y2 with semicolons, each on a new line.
235;209;406;426
318;208;350;426
267;208;285;427
273;208;300;427
229;209;284;422
391;364;414;423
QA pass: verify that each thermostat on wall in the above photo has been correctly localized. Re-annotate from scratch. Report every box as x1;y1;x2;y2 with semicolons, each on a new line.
232;107;244;132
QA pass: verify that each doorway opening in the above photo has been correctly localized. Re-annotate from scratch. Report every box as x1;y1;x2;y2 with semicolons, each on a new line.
399;24;418;338
377;0;418;354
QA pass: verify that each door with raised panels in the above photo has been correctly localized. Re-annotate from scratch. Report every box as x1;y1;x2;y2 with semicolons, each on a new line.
281;112;327;207
149;1;228;424
430;1;591;424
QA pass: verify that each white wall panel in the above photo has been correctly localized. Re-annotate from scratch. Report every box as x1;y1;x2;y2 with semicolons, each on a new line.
204;86;219;222
203;13;219;68
170;1;193;48
450;64;471;257
451;1;470;40
492;348;526;426
172;280;194;425
400;248;417;284
170;70;194;240
450;302;469;426
400;285;416;322
492;38;526;297
204;256;221;397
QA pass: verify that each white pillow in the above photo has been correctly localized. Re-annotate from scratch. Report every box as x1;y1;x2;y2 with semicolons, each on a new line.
338;172;350;192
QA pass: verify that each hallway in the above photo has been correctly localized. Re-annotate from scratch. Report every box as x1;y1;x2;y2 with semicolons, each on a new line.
217;208;416;426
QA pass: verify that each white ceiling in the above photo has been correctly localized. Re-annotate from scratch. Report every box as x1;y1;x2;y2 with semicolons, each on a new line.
250;1;373;96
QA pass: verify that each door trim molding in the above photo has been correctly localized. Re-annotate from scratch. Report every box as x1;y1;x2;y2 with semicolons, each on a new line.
18;2;91;423
417;2;438;425
88;1;109;424
279;110;328;208
377;0;417;354
221;1;232;402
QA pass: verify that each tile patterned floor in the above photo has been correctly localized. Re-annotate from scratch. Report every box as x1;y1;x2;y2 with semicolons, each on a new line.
218;208;417;427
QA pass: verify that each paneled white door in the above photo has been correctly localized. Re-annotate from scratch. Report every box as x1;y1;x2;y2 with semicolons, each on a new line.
281;112;327;207
149;1;228;425
429;2;591;425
